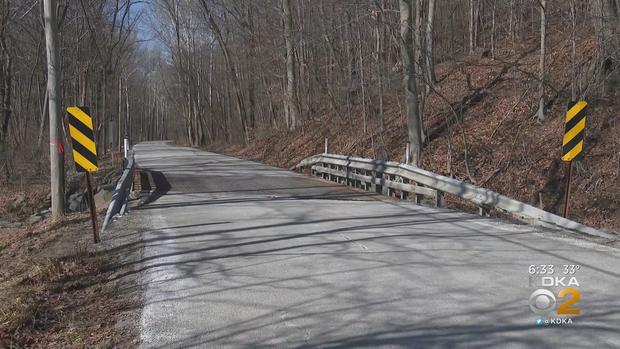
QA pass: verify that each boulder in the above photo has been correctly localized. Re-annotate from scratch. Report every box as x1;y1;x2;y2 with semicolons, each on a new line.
20;205;32;216
0;220;22;229
26;207;51;225
6;194;26;212
27;214;43;225
94;189;113;209
100;183;116;192
36;207;50;215
13;194;26;207
67;192;87;212
65;174;82;197
128;190;141;200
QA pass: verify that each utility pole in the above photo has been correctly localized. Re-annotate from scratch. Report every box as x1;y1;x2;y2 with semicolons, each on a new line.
43;0;64;220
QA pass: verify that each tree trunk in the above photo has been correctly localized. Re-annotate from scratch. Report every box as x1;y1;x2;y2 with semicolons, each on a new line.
491;0;496;60
199;0;248;143
570;0;577;100
282;0;300;130
536;0;546;122
43;0;64;220
592;0;620;95
356;4;367;133
125;76;130;142
374;2;385;128
117;75;122;151
246;2;256;130
414;0;423;86
425;0;437;89
399;0;423;166
469;0;476;54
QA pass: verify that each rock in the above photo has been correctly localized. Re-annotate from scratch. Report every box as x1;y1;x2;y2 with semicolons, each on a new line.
68;192;87;212
128;190;141;200
20;206;32;216
0;220;22;229
94;189;113;208
13;194;26;207
27;214;43;225
39;209;50;219
6;194;26;212
65;174;82;196
101;183;116;192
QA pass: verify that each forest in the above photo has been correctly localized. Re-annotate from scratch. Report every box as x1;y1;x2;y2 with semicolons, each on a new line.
0;1;620;347
0;0;619;228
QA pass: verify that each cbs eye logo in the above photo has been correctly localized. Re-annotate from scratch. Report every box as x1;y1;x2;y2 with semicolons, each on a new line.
529;288;581;316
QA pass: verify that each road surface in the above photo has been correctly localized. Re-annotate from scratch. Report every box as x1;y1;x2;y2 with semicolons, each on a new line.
131;141;620;348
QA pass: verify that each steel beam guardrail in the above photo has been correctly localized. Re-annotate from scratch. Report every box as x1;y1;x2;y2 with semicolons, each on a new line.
102;151;135;232
292;153;615;240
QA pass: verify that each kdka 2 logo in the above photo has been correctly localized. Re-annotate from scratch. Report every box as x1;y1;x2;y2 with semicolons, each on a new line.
529;276;581;326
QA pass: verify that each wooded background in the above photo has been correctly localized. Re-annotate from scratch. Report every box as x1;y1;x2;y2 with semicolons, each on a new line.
0;1;618;211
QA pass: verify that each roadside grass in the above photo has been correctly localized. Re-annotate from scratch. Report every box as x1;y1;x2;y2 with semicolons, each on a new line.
0;152;140;348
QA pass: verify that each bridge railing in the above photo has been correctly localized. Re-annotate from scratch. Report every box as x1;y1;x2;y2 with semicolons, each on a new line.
102;151;135;232
292;153;614;240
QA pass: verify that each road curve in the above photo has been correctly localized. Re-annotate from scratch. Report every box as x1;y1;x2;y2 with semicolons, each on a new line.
132;141;619;349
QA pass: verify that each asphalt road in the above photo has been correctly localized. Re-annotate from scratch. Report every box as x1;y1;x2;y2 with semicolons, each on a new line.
132;141;620;349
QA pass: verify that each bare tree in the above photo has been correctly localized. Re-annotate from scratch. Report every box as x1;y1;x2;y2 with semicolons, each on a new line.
570;0;577;100
43;0;64;220
0;1;10;148
536;0;546;122
199;0;248;143
425;0;437;87
282;0;300;130
399;0;423;166
592;0;620;95
469;0;476;54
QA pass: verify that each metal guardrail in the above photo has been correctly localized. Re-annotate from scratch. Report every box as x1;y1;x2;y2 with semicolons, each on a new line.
292;153;616;240
101;151;135;232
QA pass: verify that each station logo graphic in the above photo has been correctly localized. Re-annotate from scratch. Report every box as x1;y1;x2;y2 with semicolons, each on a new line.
528;264;582;326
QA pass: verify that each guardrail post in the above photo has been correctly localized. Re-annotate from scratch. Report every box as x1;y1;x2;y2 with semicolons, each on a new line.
382;174;391;196
400;178;409;200
123;136;129;158
324;138;328;154
371;170;382;193
436;190;444;208
415;193;424;204
479;206;490;217
405;142;410;164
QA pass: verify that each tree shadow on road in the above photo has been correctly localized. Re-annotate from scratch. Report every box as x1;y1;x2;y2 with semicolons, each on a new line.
138;169;171;206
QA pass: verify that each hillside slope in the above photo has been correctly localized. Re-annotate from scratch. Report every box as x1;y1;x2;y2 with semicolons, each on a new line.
211;32;619;233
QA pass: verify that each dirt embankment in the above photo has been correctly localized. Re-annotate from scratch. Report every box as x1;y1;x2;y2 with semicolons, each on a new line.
0;153;141;348
211;31;620;233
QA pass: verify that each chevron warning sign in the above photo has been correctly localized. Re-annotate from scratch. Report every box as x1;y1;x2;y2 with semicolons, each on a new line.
561;101;587;162
67;106;98;172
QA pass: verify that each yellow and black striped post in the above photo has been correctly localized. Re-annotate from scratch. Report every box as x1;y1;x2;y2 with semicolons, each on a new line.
561;100;587;218
67;106;100;243
562;101;587;162
67;106;98;172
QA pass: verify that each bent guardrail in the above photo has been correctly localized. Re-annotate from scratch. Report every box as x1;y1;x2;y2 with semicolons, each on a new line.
292;153;615;240
102;151;135;232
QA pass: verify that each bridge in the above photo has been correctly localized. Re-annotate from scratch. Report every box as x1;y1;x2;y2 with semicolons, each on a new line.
127;141;619;348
